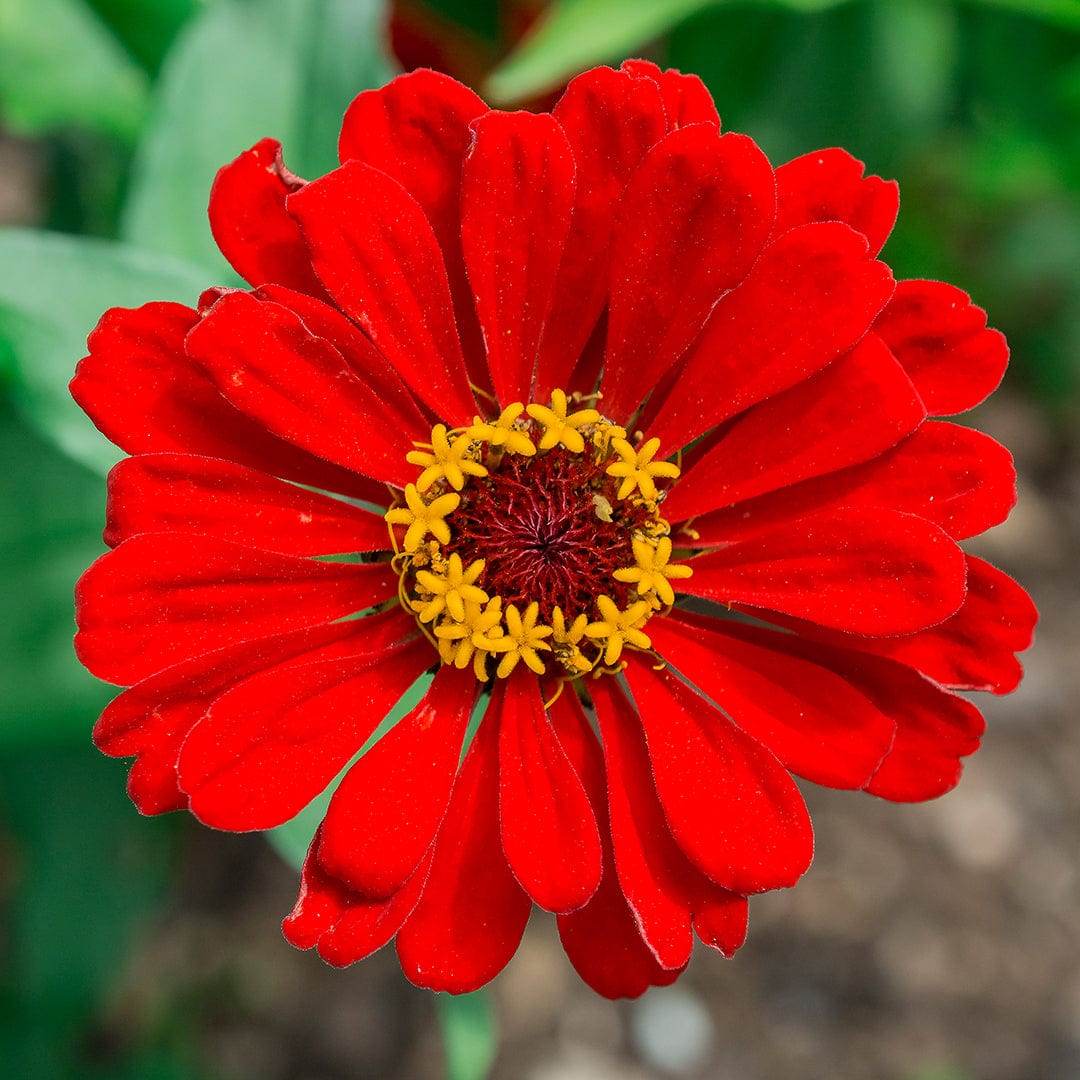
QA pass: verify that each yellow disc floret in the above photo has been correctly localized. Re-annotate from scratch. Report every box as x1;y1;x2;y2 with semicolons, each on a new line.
407;424;488;492
466;402;536;457
385;484;460;553
606;436;681;501
614;535;694;608
434;596;505;679
480;601;553;678
551;606;593;675
413;553;488;623
526;389;602;454
584;596;654;666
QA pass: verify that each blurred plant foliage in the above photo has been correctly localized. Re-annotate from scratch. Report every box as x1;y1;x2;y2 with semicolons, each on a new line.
0;0;1075;1076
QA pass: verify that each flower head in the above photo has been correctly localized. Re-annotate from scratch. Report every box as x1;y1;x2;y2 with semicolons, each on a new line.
72;61;1035;1000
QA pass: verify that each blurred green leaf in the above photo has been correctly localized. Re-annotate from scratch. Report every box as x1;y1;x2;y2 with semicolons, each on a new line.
871;0;957;131
86;0;204;75
485;0;713;103
0;745;177;1073
483;0;863;103
0;399;110;740
267;673;434;869
0;0;150;140
0;228;210;474
409;0;501;42
122;0;396;275
966;0;1080;31
436;991;498;1080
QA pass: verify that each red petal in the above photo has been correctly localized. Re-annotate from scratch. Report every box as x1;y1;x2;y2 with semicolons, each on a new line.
840;555;1037;695
623;655;813;894
762;637;987;802
283;826;430;965
337;70;489;395
71;303;379;501
680;507;967;636
865;678;985;801
186;290;421;487
208;138;327;297
644;222;896;452
599;126;775;421
692;898;749;959
497;671;601;912
282;827;351;949
287;161;477;425
663;333;925;522
75;534;397;686
550;689;686;998
460;110;576;405
535;66;667;398
105;453;389;555
396;705;532;993
873;279;1008;415
338;70;485;219
93;613;414;816
249;283;430;430
773;148;899;257
649;612;895;789
316;665;478;898
317;856;432;967
178;633;433;830
591;677;748;969
686;420;1017;547
620;60;721;129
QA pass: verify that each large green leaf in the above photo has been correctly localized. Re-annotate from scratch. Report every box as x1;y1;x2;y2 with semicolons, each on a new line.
0;228;210;474
122;0;396;275
0;0;150;140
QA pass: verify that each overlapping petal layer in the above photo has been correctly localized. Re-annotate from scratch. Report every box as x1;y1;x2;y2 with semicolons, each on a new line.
73;60;1033;999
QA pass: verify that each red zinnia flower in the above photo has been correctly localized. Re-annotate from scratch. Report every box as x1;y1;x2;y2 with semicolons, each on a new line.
72;61;1036;999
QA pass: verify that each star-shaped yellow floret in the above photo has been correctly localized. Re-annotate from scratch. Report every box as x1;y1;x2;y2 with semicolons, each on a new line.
614;536;693;607
476;601;553;678
466;403;536;457
414;553;488;623
551;606;593;675
606;437;680;500
525;389;601;453
434;596;504;678
385;484;460;553
406;425;488;492
584;596;653;666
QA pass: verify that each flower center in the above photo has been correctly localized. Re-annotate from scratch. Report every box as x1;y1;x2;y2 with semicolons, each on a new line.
445;446;648;621
385;390;691;682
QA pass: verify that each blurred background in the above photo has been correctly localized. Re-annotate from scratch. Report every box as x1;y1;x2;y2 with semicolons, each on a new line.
0;0;1077;1077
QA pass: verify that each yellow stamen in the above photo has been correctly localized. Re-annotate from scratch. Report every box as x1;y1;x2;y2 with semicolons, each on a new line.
406;424;488;492
584;596;653;666
606;437;680;500
466;402;536;457
414;553;488;623
551;606;593;675
476;601;553;678
526;389;601;454
434;596;503;670
614;536;693;607
384;484;460;553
